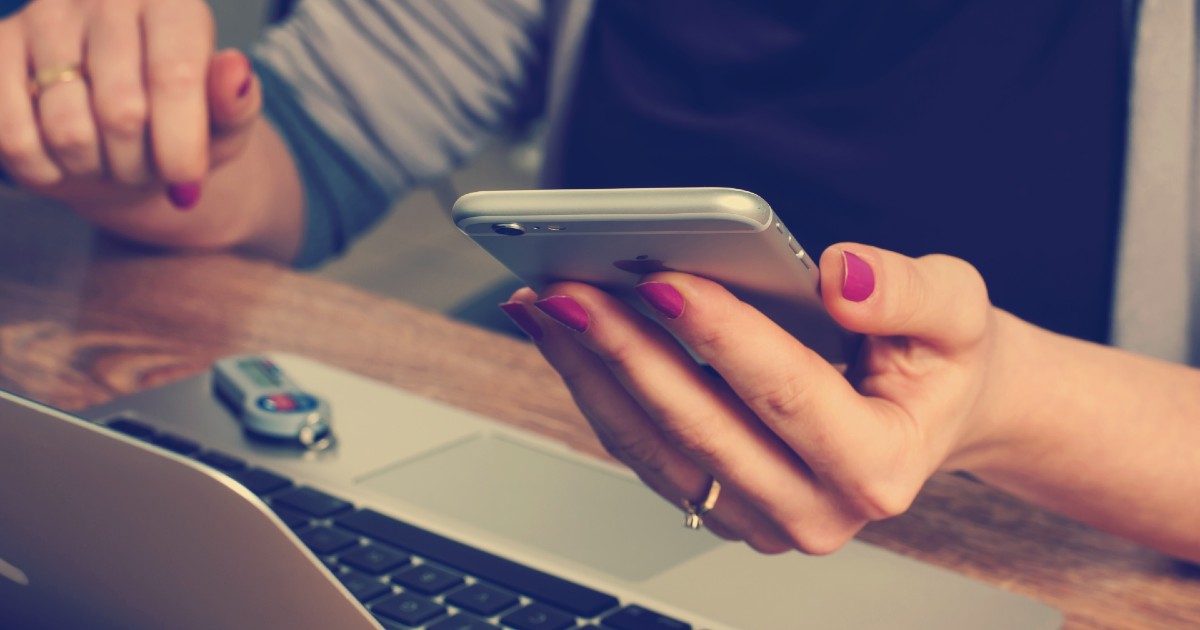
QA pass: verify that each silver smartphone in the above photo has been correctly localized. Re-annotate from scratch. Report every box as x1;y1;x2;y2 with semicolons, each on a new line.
453;187;855;364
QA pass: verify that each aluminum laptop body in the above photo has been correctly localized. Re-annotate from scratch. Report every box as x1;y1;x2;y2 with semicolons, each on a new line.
0;353;1063;629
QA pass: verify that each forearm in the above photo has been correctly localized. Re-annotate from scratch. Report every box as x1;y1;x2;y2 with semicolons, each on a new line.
70;119;304;263
964;310;1200;562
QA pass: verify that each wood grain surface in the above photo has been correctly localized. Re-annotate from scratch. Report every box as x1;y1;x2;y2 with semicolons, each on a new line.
0;196;1196;629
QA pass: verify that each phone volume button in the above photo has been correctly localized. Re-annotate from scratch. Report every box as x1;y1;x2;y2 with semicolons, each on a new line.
785;234;802;254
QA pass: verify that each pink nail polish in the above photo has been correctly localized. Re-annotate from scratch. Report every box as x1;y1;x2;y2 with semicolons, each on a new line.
236;75;253;98
166;182;201;210
534;296;590;333
499;302;543;341
842;251;875;302
635;282;684;319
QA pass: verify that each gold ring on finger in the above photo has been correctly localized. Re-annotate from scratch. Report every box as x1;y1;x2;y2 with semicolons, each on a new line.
28;63;88;99
681;478;721;530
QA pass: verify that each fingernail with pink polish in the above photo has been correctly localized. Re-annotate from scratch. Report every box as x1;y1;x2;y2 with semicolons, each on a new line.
842;251;875;302
499;301;543;341
237;74;253;99
167;182;202;210
534;296;590;333
635;282;684;319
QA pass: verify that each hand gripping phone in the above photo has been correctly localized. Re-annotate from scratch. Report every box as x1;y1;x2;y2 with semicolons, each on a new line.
453;187;857;364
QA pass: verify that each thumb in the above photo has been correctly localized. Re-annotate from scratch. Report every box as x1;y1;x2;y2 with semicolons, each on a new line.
819;244;992;350
207;49;261;137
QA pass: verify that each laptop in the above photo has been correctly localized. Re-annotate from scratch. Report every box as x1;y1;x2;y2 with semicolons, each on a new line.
0;352;1062;629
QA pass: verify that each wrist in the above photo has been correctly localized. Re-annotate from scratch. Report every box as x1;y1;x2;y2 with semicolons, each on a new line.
940;308;1053;475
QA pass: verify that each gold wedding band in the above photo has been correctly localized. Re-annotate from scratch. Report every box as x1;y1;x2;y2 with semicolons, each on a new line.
28;63;87;99
681;478;721;530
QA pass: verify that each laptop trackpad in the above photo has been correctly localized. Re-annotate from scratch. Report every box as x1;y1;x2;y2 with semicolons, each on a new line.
357;434;722;582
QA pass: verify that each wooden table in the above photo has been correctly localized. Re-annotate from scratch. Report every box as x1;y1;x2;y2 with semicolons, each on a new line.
1;195;1196;629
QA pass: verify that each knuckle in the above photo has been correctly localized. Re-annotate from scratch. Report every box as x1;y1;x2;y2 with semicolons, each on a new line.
940;254;986;292
840;463;921;518
781;525;851;556
0;123;41;164
953;259;991;326
547;353;590;387
929;254;988;304
9;161;62;187
24;169;64;188
148;59;205;95
684;322;734;362
108;160;152;186
887;261;929;331
0;137;61;186
595;332;642;373
96;93;149;140
42;115;96;156
596;431;667;475
842;477;917;521
743;373;812;423
744;533;791;555
656;417;723;463
923;253;991;338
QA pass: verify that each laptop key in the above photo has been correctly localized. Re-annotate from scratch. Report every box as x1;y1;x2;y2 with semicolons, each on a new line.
228;467;292;495
151;433;200;456
601;605;691;630
105;418;158;441
298;526;358;555
391;563;464;595
427;613;501;630
269;505;312;531
340;543;411;575
372;592;446;627
196;450;247;472
445;582;520;617
337;509;619;617
272;486;353;518
501;602;576;630
337;569;392;603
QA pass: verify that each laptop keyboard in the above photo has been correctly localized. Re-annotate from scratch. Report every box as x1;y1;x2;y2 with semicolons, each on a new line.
104;418;692;630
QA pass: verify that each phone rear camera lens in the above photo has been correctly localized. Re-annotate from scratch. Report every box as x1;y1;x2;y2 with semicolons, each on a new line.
492;223;526;236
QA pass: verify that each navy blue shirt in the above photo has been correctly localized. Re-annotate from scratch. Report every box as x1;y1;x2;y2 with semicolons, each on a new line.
0;0;26;18
558;1;1129;343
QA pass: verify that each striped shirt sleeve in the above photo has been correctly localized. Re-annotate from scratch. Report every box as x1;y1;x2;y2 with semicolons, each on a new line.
251;0;548;265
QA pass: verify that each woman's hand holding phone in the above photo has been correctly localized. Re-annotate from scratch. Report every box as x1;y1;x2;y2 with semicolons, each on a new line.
500;243;1010;553
501;239;1200;563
